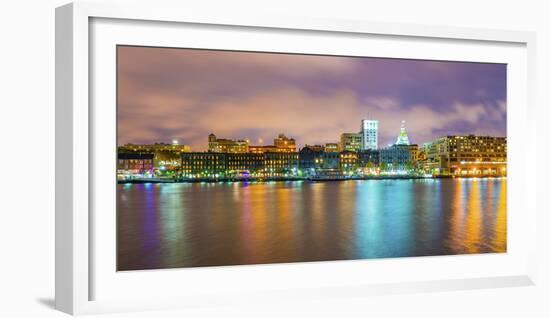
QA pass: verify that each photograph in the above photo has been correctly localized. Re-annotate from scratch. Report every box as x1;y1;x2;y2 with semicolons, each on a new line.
116;45;507;271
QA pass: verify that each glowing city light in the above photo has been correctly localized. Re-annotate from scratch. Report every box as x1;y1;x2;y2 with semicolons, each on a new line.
117;122;506;182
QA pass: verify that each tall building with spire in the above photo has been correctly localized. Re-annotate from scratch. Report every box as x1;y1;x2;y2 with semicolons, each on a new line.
395;120;411;145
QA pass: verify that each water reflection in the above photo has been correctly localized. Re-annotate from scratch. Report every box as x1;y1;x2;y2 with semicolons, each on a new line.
447;179;466;253
464;179;482;253
117;178;507;270
493;179;507;252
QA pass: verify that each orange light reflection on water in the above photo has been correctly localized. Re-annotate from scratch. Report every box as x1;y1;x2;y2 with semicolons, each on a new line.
492;179;507;252
464;179;482;253
448;179;465;253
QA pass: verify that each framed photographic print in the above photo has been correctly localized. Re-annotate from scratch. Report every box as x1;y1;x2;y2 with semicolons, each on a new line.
56;2;538;315
116;46;509;271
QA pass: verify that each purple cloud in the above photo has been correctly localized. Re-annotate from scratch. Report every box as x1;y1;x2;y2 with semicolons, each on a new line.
117;46;506;150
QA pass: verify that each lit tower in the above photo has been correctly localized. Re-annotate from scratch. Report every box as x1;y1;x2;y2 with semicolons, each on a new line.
395;120;411;145
361;119;378;150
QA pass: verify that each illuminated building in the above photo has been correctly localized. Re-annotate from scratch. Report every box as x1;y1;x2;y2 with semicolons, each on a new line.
118;141;190;169
357;150;380;167
306;149;344;180
339;151;358;171
264;152;299;176
361;119;379;150
408;144;420;167
248;133;297;153
379;144;414;171
416;145;428;162
378;121;416;171
181;153;227;177
324;143;340;153
356;150;380;175
424;135;507;176
395;120;411;145
183;145;299;178
273;133;297;152
321;151;340;169
340;133;363;152
312;152;344;179
208;133;249;153
248;145;278;153
117;153;154;176
300;150;344;171
298;146;324;173
226;153;264;175
119;141;190;153
298;146;344;173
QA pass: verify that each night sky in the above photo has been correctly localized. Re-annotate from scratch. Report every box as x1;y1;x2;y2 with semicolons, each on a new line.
117;46;506;151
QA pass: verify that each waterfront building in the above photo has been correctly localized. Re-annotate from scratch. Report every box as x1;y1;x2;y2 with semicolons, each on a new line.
117;153;154;176
419;142;438;172
208;133;249;153
340;133;363;152
226;153;265;175
395;120;411;145
308;149;343;179
377;121;416;172
299;148;342;172
181;152;227;177
357;149;380;167
408;144;420;168
298;146;325;174
118;141;190;169
416;145;428;162
361;119;379;150
424;135;507;176
379;144;414;171
182;148;299;178
324;142;340;153
339;150;358;172
321;151;340;169
357;149;380;175
264;152;299;176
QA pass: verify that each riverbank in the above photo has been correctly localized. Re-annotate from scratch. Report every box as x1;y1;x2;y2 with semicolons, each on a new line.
117;174;505;184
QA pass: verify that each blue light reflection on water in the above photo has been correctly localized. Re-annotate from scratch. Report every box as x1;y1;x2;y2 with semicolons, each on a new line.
117;178;507;270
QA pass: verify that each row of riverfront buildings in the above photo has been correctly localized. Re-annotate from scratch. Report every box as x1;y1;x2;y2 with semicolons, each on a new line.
117;119;507;179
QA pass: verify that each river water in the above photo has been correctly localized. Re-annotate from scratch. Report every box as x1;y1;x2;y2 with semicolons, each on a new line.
117;178;506;271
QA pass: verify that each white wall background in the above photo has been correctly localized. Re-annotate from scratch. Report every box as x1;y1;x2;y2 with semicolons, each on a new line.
0;0;548;317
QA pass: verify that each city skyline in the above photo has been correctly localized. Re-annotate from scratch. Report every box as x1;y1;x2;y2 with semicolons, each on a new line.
117;46;507;151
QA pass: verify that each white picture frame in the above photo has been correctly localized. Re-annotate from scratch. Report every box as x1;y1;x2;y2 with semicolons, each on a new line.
55;1;538;315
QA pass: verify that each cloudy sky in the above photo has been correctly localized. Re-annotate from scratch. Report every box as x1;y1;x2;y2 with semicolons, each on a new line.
117;45;506;151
